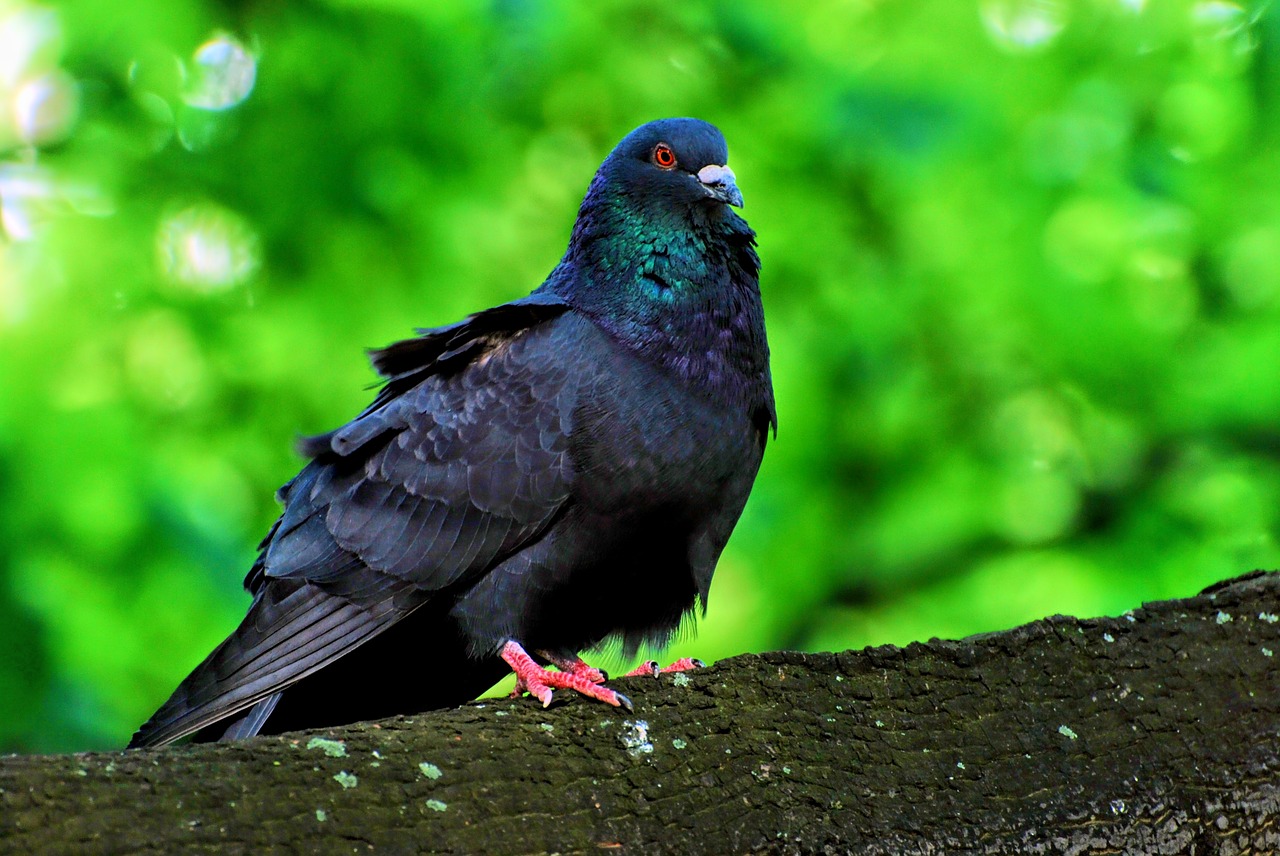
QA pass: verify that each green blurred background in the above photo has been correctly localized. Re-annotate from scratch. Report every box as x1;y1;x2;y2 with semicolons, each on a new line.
1;0;1277;753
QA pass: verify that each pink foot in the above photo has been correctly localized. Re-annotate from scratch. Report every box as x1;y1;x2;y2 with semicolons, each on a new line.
502;642;632;711
623;657;706;678
510;651;608;698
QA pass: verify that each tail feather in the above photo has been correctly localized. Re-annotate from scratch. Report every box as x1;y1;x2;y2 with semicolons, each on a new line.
128;580;409;748
250;601;511;736
215;692;282;742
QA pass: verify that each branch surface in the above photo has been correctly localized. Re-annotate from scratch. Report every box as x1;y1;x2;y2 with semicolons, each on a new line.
4;572;1280;855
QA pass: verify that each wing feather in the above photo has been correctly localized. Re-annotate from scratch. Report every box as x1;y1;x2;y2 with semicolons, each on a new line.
129;296;577;748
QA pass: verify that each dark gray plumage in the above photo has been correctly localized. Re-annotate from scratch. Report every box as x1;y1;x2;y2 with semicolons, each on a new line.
129;118;774;748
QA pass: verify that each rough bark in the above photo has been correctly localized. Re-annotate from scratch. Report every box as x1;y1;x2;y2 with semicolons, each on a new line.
4;571;1280;855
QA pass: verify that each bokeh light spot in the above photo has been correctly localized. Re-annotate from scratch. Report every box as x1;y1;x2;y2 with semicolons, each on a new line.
0;3;72;151
981;0;1067;52
157;203;260;292
12;68;77;145
0;160;54;241
0;4;61;88
183;33;256;111
1191;0;1260;57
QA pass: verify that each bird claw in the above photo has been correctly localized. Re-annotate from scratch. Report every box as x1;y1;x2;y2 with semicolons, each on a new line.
501;643;701;710
624;660;662;678
502;641;630;710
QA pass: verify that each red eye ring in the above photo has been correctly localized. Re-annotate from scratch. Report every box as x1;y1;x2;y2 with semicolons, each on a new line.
652;143;677;169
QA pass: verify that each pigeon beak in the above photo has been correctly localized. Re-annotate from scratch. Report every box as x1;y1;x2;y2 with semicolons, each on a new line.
697;164;744;208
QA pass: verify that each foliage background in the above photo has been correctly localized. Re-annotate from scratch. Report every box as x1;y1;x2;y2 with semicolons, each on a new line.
1;0;1277;752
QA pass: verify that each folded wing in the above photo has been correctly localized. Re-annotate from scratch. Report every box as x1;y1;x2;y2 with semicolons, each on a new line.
129;296;577;747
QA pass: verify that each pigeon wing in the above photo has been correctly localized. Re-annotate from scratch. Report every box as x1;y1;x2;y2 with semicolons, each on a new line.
129;296;578;747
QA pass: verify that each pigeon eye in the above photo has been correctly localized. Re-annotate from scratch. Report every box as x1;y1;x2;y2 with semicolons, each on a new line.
652;143;677;170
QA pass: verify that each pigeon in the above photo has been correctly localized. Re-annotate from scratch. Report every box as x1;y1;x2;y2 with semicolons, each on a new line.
128;117;775;748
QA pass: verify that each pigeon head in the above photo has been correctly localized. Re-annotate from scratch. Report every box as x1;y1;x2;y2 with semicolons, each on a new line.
560;118;751;262
603;117;744;209
547;117;764;386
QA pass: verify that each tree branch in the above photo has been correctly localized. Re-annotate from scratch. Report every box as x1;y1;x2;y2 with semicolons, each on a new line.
5;571;1280;854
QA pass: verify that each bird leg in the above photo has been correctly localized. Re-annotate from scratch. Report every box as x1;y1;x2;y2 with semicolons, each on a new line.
623;657;705;678
501;641;632;711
